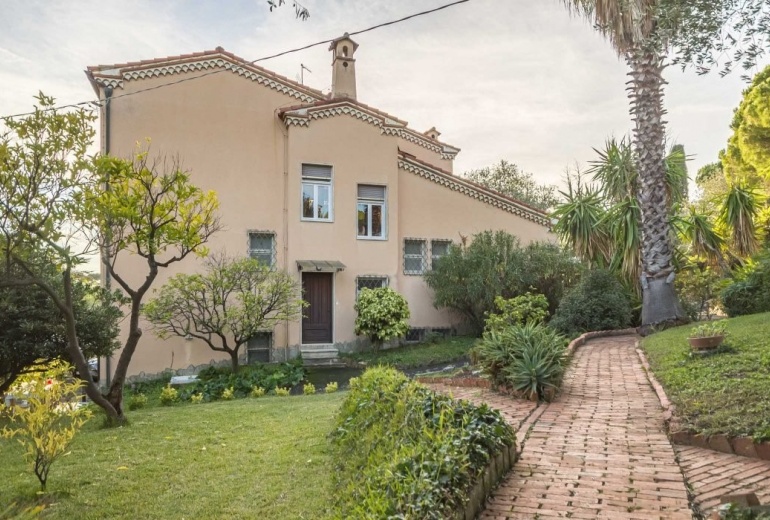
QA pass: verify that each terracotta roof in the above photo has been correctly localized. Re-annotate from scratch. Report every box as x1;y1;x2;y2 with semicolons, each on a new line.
279;97;408;126
85;47;326;100
398;150;551;224
280;98;460;152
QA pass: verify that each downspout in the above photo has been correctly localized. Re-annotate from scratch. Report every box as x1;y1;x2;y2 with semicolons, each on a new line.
103;86;113;387
279;114;291;362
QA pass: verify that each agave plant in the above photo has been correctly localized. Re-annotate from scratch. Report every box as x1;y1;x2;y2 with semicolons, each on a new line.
504;343;566;401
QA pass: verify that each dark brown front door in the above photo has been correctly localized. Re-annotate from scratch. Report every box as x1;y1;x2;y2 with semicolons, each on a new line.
302;273;333;344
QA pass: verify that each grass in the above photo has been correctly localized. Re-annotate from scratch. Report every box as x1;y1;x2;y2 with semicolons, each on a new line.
0;393;345;519
642;312;770;440
340;336;477;369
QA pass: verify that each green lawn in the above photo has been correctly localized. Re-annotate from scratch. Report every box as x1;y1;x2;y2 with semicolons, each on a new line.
340;336;476;369
0;393;345;519
642;313;770;440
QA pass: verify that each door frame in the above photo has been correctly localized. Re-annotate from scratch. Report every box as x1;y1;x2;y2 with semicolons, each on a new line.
300;271;335;345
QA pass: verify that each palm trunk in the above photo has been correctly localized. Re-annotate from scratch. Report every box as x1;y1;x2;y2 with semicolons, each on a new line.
626;47;686;331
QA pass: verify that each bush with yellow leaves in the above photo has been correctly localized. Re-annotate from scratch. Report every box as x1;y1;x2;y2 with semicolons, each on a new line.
1;362;92;491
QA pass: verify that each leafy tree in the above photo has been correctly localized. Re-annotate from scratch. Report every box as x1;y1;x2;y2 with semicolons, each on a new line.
143;255;304;372
89;150;221;418
425;231;581;335
463;160;559;211
0;95;221;424
722;65;770;187
0;94;123;420
354;287;410;352
0;267;122;395
266;0;309;19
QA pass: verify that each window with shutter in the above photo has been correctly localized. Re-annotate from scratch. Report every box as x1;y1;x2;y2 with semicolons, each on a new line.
301;164;333;221
357;184;387;239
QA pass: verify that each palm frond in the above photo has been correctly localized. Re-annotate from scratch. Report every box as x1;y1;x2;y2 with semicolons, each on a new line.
721;184;762;258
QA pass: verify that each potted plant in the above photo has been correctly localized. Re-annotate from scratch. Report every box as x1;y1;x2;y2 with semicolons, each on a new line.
688;321;727;351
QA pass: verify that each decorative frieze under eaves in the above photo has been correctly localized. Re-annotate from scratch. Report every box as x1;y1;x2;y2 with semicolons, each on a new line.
282;105;459;159
92;58;319;103
398;159;550;227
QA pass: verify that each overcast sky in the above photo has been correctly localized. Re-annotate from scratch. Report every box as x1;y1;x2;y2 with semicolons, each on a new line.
0;0;764;190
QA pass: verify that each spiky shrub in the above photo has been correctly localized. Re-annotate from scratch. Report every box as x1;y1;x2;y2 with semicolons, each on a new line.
354;287;410;352
274;387;291;397
303;383;316;395
250;386;266;398
190;393;204;404
550;269;633;335
0;363;92;491
325;382;339;394
221;387;235;400
473;323;567;400
330;367;514;519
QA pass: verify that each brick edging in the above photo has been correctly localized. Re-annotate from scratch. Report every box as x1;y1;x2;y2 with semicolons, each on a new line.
635;339;770;461
454;444;518;520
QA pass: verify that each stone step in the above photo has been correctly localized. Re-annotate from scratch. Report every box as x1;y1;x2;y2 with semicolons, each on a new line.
300;346;340;366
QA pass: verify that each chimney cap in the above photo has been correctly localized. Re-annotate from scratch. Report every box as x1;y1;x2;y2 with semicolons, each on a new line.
329;33;359;52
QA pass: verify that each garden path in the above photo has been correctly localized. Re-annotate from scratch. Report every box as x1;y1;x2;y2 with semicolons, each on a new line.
436;335;695;519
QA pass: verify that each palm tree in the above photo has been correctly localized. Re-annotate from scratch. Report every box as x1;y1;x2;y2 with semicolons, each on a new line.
563;0;687;328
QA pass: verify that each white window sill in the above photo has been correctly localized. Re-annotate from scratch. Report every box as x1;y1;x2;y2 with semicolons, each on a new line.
357;236;388;241
301;218;334;223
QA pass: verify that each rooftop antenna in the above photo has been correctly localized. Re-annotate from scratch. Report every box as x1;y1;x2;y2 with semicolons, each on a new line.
300;63;312;85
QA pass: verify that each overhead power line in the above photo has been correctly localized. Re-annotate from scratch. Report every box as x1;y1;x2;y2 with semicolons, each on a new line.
1;0;470;120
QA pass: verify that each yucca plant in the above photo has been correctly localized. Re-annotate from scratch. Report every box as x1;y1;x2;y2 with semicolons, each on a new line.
721;184;762;258
673;205;727;269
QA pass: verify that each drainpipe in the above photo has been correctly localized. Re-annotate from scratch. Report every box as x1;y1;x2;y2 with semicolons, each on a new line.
103;86;113;387
278;111;291;362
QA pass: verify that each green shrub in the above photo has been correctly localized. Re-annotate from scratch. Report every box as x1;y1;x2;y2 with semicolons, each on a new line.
550;269;632;335
190;393;204;404
178;361;304;402
159;385;179;406
330;367;514;519
274;387;290;397
473;322;567;400
325;382;338;394
721;255;770;317
484;292;549;334
425;232;582;335
250;386;266;398
303;383;316;395
675;263;724;320
127;393;148;411
354;287;410;352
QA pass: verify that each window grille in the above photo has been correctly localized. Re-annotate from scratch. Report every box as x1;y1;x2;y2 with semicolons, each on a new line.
248;231;276;268
431;240;452;270
247;333;272;364
355;275;389;298
403;239;427;275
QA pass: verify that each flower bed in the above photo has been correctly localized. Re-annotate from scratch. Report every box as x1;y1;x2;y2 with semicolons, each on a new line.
330;367;515;520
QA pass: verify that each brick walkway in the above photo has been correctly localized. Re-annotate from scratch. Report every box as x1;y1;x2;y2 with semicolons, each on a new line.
677;445;770;515
464;336;693;519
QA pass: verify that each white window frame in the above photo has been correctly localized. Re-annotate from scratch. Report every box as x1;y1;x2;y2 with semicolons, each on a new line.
357;184;387;240
247;231;276;269
431;239;452;270
301;163;333;222
355;275;389;299
403;238;427;275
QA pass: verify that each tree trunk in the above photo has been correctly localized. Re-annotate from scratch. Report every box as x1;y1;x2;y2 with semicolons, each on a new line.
626;48;686;331
105;295;144;420
60;270;122;424
230;350;240;373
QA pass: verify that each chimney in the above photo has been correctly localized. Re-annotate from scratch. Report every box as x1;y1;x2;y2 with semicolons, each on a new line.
329;33;358;99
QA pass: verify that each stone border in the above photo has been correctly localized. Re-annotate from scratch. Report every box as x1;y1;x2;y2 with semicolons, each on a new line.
454;444;518;520
635;340;770;461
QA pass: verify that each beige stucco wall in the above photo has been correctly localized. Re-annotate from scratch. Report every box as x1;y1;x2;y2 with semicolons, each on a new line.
94;64;552;379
